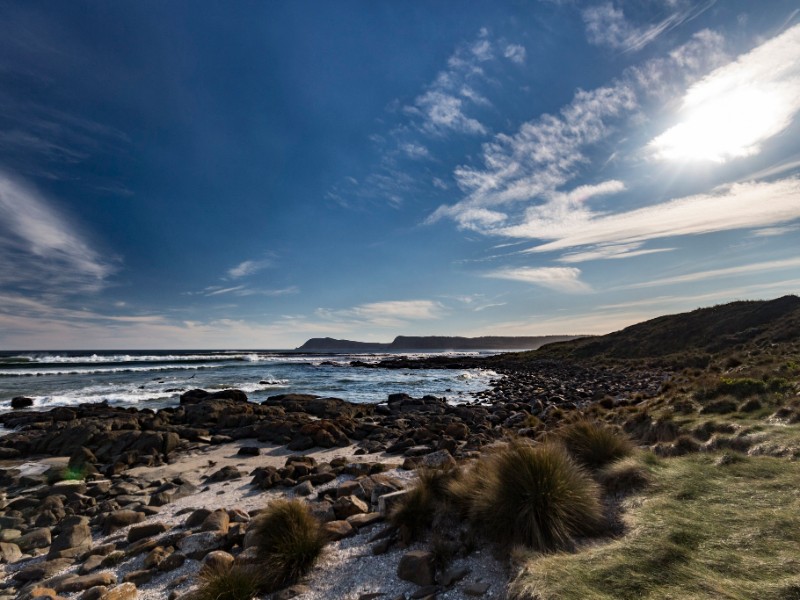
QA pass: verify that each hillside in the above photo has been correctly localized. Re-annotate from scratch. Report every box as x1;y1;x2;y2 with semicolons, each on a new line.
493;295;800;366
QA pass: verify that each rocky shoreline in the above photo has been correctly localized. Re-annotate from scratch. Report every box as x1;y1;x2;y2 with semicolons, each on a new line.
0;362;666;599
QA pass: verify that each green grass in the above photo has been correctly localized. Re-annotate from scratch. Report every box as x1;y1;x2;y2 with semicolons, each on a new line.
191;564;263;600
253;499;326;591
451;441;602;552
509;452;800;600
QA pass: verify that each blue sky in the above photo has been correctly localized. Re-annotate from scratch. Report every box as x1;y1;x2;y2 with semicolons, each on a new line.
1;0;799;349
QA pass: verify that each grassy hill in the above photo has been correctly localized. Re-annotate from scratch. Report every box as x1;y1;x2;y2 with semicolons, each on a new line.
488;295;800;369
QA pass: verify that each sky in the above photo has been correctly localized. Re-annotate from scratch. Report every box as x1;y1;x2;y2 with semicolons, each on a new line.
0;0;799;350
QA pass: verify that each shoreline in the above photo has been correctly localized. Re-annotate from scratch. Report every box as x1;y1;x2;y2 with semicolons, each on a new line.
0;364;662;599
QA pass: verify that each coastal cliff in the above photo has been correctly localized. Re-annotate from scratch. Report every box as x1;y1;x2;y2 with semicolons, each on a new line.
296;334;582;352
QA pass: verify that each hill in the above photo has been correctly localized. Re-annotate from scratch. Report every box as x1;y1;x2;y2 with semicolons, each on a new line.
296;335;581;352
488;295;800;367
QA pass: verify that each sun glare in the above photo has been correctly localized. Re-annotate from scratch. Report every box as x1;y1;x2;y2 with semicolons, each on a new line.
650;87;787;163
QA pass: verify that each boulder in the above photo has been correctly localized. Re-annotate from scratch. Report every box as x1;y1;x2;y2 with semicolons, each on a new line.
205;466;242;483
102;510;145;534
11;396;34;409
49;517;92;559
322;520;355;541
201;550;234;573
56;572;117;594
200;509;230;534
13;557;74;582
0;541;22;564
333;495;369;520
397;550;435;586
16;527;52;552
100;583;138;600
127;522;168;543
177;532;225;560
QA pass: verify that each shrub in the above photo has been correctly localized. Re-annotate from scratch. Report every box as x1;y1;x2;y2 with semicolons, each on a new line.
253;499;325;591
558;420;634;470
454;441;602;552
191;564;263;600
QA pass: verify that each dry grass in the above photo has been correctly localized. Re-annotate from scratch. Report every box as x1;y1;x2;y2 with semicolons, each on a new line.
509;452;800;600
252;499;325;591
450;441;602;552
190;564;263;600
558;420;634;470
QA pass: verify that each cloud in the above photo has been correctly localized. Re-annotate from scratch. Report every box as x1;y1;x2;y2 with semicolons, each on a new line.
228;257;272;279
0;172;113;297
557;242;675;263
316;299;445;328
427;30;726;229
649;23;800;162
627;256;800;289
752;225;800;237
517;177;800;252
414;90;488;136
405;30;503;137
582;1;714;53
485;266;591;293
504;44;526;64
199;284;298;298
401;143;431;160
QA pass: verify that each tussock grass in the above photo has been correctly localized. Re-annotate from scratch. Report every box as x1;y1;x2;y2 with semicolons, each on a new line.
509;452;800;600
558;420;634;470
390;466;459;543
596;456;651;495
253;499;325;591
191;564;263;600
451;441;602;552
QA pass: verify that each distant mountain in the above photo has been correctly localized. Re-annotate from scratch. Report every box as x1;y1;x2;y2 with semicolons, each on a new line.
501;295;800;363
296;335;582;352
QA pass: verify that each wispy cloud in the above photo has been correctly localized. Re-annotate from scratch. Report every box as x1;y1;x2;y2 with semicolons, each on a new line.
316;299;445;328
582;1;715;53
627;256;800;289
427;30;726;230
485;266;591;293
557;242;675;263
517;177;800;252
0;172;113;298
227;257;273;279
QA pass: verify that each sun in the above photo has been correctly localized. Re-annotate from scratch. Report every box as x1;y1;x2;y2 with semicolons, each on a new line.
650;86;786;163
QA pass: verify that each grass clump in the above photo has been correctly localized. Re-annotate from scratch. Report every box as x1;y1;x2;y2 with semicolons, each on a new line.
452;441;602;552
596;456;652;495
558;420;634;470
191;564;263;600
253;499;325;591
390;466;459;543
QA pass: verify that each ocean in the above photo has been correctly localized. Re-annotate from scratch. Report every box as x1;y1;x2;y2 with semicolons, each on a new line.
0;350;499;413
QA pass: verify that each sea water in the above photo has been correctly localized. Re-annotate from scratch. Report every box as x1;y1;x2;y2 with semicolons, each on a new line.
0;350;499;413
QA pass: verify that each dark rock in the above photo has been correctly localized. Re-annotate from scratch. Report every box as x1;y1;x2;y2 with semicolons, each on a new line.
397;550;436;586
16;527;52;552
322;520;355;541
127;522;168;543
13;557;74;582
49;517;92;559
205;466;242;482
237;446;260;456
11;396;33;409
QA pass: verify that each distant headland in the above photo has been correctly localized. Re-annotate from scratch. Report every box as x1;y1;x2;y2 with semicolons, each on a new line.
296;335;583;352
